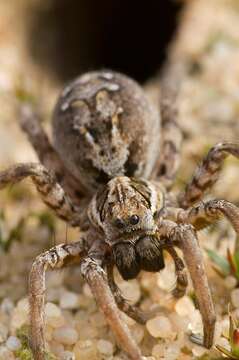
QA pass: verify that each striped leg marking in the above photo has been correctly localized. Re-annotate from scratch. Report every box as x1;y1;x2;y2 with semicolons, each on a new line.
0;163;81;226
179;143;239;209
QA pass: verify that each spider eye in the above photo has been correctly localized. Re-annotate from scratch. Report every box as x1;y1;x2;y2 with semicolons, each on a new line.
129;214;139;225
114;218;125;229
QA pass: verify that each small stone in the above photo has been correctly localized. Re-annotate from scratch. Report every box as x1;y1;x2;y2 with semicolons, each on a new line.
10;308;28;332
45;302;64;328
97;339;114;356
224;275;237;289
157;264;176;292
175;296;195;317
73;339;98;360
49;341;64;357
0;298;14;315
83;284;93;298
216;336;230;351
152;343;165;358
53;326;78;345
59;350;75;360
0;346;15;360
6;336;21;351
192;344;208;357
60;291;79;310
164;343;181;360
0;324;8;343
231;288;239;308
188;310;203;335
118;280;141;305
131;325;144;344
16;297;29;313
146;316;175;339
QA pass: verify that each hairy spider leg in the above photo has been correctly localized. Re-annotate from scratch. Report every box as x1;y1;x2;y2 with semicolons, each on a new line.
179;143;239;209
0;163;82;226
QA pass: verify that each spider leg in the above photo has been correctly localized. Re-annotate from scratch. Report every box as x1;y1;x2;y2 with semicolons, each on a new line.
0;163;82;226
165;246;188;298
178;142;239;209
29;241;85;360
171;224;216;348
177;199;239;233
19;104;83;202
106;262;154;324
81;257;143;360
154;63;183;189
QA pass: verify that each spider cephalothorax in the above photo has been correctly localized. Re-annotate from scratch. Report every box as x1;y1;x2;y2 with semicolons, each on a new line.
1;69;239;360
89;176;165;279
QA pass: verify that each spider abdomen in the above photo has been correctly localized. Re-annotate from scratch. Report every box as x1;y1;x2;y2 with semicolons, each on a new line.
52;70;160;193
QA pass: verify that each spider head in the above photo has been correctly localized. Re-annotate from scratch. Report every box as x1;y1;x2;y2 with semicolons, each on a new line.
90;176;165;279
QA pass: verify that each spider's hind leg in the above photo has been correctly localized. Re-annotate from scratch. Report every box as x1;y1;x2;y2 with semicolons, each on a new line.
19;104;82;201
155;63;183;189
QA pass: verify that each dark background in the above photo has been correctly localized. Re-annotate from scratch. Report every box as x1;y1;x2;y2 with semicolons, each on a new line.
29;0;182;83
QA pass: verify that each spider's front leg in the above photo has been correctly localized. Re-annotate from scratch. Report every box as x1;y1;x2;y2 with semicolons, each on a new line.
81;257;143;360
29;241;86;360
0;163;82;226
178;142;239;209
174;224;216;348
178;199;239;233
159;221;216;348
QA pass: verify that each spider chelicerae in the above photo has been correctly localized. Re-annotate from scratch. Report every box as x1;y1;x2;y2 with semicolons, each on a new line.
1;70;239;360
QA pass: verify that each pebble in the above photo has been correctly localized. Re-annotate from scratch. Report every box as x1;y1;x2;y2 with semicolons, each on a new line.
83;284;93;298
73;339;99;360
6;336;21;351
164;343;181;360
59;350;76;360
224;275;237;289
152;343;165;358
131;325;145;344
0;346;15;360
53;326;79;345
157;264;176;292
16;297;29;312
97;339;114;356
231;288;239;308
146;316;175;339
188;310;203;335
0;324;8;343
0;298;14;315
192;344;208;357
175;296;195;317
45;302;65;328
60;291;79;310
117;280;141;305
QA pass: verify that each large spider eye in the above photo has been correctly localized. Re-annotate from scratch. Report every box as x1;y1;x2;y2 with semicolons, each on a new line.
114;218;125;229
129;214;139;225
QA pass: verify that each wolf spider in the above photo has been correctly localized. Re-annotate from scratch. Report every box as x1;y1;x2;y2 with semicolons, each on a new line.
1;70;239;360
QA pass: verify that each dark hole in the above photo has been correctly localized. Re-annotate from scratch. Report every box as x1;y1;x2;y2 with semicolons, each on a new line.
27;0;182;83
158;163;167;176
